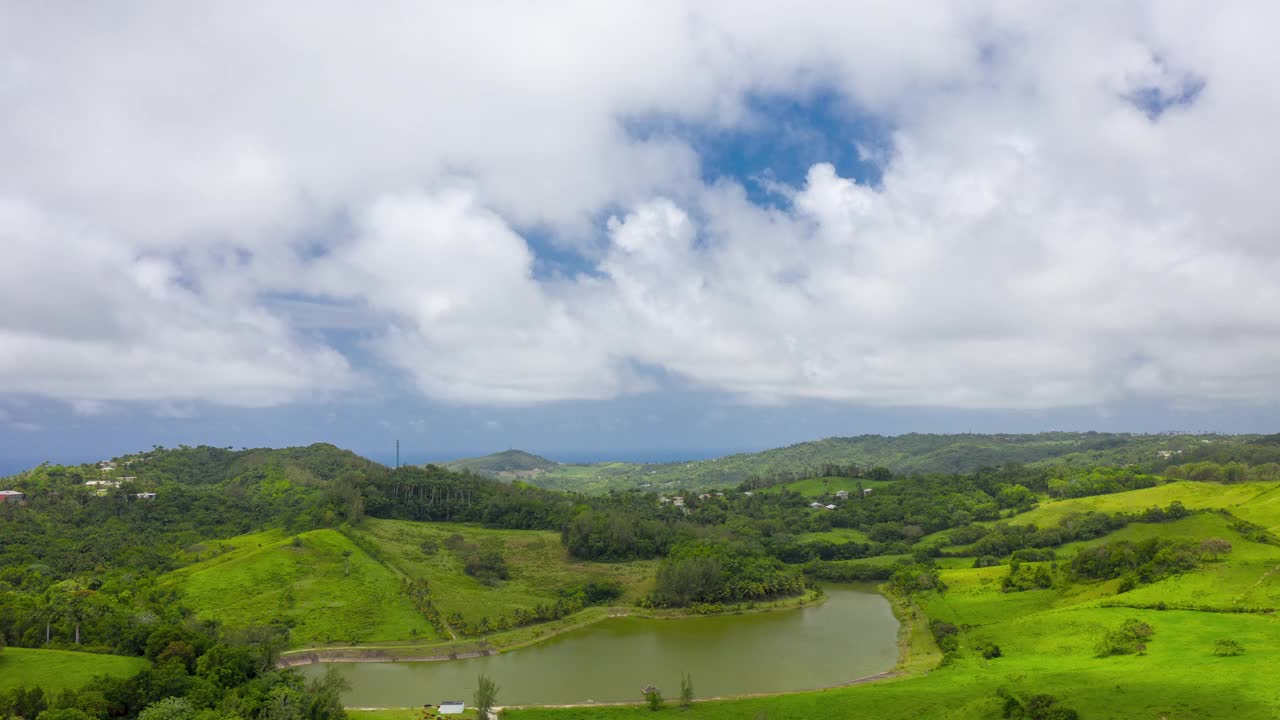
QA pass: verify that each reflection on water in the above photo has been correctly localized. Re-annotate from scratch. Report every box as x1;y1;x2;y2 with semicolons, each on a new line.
301;585;899;706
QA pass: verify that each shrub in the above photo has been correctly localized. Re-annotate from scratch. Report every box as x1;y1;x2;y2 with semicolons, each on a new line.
977;640;1002;659
973;555;1001;568
642;686;663;711
1096;618;1154;657
1214;639;1245;656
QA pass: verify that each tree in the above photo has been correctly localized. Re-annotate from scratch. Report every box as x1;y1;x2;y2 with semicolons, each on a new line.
1199;537;1232;561
342;550;353;577
473;673;499;720
679;673;694;708
138;697;195;720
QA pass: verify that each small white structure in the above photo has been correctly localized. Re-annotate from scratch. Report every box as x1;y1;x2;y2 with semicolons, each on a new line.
86;479;121;495
658;496;671;504
121;476;138;482
438;701;465;715
825;504;837;510
135;492;157;500
863;488;874;496
835;490;850;499
809;501;824;509
0;490;25;503
743;491;754;497
672;497;686;507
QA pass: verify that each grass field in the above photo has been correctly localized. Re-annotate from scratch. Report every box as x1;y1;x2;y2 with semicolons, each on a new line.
163;528;434;648
348;519;656;628
0;648;149;692
506;481;1280;719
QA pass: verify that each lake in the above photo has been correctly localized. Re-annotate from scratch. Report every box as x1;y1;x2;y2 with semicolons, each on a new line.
300;584;899;707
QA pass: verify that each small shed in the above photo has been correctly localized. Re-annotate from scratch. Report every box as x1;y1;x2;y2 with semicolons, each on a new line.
438;701;465;715
809;501;824;509
835;490;850;499
825;504;837;510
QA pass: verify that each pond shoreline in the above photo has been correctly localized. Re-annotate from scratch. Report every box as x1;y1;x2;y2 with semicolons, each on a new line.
279;587;833;668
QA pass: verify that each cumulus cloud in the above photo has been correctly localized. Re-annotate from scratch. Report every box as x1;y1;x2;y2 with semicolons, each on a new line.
1;2;1278;411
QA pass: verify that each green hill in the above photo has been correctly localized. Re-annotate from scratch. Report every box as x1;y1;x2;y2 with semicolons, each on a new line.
443;449;560;479
162;528;433;648
0;648;149;692
526;432;1280;493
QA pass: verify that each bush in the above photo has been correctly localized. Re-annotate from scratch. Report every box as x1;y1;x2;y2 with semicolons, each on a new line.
1214;639;1245;656
1096;618;1154;657
642;686;663;711
973;555;1001;568
998;689;1079;720
977;640;1002;659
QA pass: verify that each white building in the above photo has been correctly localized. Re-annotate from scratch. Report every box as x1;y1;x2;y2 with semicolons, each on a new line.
135;492;157;500
0;490;25;503
438;702;465;715
835;490;850;499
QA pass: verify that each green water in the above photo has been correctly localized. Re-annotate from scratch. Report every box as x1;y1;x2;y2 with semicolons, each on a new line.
300;585;898;707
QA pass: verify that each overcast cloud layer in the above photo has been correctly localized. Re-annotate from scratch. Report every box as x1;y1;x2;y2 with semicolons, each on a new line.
3;2;1279;418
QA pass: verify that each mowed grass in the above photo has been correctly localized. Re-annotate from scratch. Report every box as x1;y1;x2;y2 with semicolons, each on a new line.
349;519;656;628
164;528;434;648
0;648;149;692
1005;481;1280;530
508;481;1280;719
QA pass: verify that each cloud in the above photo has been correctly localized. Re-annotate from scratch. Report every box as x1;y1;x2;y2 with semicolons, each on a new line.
2;3;1279;412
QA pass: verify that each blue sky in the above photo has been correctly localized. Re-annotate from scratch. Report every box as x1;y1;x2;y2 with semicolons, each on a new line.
2;4;1280;472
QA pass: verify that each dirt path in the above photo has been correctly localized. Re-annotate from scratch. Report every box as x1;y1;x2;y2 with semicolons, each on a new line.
492;670;903;711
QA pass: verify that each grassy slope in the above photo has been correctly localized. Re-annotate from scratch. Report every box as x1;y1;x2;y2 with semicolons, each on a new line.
508;482;1280;720
349;519;655;626
163;528;434;648
0;648;149;692
525;433;1256;494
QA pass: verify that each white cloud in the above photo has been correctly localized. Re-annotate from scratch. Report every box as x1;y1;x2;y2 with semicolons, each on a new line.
2;3;1279;411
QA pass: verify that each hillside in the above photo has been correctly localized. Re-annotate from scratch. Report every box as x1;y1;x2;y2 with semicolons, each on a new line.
527;432;1280;493
510;480;1280;720
0;648;149;693
162;528;432;647
444;449;560;479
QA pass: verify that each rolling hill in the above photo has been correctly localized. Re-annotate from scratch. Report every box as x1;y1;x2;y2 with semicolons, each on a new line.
443;449;560;479
484;432;1280;494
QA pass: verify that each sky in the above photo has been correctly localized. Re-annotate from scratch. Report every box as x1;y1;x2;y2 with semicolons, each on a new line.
2;2;1280;471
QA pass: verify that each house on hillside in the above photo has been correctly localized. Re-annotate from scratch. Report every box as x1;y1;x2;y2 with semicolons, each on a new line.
135;492;157;500
438;701;465;715
0;490;25;503
85;479;121;495
809;501;824;509
835;490;850;499
825;504;836;510
863;488;874;496
121;476;137;482
672;497;686;507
